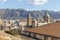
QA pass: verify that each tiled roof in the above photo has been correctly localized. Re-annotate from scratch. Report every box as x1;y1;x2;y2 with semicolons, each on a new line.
19;20;27;22
25;22;60;38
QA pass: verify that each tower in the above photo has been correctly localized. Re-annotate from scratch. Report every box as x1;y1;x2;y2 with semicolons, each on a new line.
0;16;2;25
0;16;3;30
27;13;32;27
43;10;50;23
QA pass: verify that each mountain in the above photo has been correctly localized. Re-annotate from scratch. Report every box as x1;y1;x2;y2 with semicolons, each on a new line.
0;8;60;20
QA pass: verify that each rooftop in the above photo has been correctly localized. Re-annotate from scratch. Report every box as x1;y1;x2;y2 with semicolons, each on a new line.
25;22;60;38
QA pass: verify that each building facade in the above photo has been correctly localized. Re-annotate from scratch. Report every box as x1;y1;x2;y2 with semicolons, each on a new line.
32;19;38;27
19;22;60;40
0;16;4;30
27;13;32;27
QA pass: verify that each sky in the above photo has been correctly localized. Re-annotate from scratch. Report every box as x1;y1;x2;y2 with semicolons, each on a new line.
0;0;60;11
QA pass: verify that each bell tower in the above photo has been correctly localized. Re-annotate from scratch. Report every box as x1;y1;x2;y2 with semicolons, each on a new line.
27;12;32;27
43;10;50;23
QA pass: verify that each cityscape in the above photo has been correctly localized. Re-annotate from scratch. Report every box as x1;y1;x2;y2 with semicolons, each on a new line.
0;0;60;40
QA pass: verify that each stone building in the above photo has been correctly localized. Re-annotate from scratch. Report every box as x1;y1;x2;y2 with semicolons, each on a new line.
19;22;60;40
0;16;4;30
0;16;2;25
18;19;27;30
27;13;32;27
32;19;38;27
43;10;50;23
3;21;11;31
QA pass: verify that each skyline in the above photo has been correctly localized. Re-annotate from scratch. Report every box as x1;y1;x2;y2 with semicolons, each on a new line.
0;0;60;11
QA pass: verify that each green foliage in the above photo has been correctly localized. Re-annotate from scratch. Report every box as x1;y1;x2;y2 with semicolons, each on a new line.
5;29;18;36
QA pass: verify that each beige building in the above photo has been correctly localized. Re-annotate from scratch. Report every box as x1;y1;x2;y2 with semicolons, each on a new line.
0;16;2;25
0;16;4;30
18;19;27;30
32;19;38;27
3;21;11;30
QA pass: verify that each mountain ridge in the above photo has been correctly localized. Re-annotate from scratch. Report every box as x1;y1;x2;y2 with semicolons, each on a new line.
0;9;60;20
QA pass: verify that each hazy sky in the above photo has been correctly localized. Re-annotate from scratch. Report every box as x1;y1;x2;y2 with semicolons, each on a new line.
0;0;60;11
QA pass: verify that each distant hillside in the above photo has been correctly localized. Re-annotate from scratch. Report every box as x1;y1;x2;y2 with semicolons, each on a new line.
0;8;60;20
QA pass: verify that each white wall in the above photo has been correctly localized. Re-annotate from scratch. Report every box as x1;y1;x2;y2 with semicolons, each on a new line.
38;22;47;26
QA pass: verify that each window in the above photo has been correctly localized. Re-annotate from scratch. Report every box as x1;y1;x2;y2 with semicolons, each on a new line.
44;36;48;40
36;34;40;38
51;37;57;40
36;34;44;40
25;32;29;35
57;39;60;40
48;37;52;40
30;33;34;37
